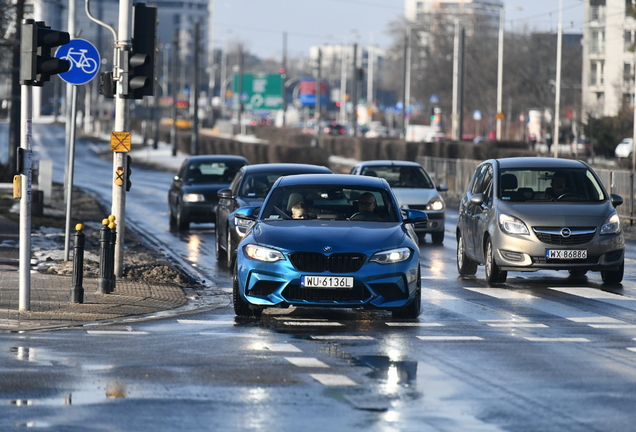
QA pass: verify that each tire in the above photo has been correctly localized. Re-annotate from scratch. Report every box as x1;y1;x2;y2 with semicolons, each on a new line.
601;261;624;285
176;205;189;231
215;226;226;261
568;269;587;278
431;231;444;245
484;238;507;284
233;268;262;318
169;206;177;229
457;232;478;276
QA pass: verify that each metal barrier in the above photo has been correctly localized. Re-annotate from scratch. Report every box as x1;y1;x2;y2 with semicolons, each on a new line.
416;155;636;224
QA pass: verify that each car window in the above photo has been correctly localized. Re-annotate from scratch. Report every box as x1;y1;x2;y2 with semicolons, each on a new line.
184;161;245;184
259;185;399;222
361;165;434;189
498;168;606;202
470;164;491;195
239;173;286;198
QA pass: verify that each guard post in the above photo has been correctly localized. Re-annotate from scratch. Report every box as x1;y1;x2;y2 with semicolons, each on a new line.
108;216;117;293
98;218;111;294
69;223;85;303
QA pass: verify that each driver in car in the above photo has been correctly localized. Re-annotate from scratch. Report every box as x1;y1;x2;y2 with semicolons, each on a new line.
357;192;377;212
547;175;569;200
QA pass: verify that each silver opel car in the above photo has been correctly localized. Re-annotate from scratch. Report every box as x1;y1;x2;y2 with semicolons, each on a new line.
456;157;625;284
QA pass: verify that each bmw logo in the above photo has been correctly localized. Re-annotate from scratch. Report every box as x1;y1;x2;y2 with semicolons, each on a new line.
323;246;332;252
560;228;571;238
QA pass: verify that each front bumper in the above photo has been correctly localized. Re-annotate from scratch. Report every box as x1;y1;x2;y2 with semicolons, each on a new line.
414;211;445;233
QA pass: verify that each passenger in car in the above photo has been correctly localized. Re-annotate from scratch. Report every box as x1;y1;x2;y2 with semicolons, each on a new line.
291;202;308;219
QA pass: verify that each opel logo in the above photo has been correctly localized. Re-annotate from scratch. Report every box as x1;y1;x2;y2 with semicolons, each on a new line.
560;228;571;238
323;246;332;252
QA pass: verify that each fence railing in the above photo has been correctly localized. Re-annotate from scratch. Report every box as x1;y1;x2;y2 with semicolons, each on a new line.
416;156;636;224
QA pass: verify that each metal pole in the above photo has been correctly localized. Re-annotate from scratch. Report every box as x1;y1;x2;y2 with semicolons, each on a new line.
191;22;200;155
282;31;287;127
19;83;32;311
63;85;78;261
452;19;460;141
553;0;563;158
171;29;179;156
351;43;358;137
367;33;374;106
495;8;504;140
220;35;228;118
401;28;409;139
339;43;347;124
313;48;322;147
64;0;76;207
112;0;133;278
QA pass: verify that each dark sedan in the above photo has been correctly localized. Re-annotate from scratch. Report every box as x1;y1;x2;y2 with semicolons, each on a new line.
215;163;332;270
168;155;249;231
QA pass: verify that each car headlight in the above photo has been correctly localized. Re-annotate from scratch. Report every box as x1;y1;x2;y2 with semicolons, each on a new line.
370;247;411;264
234;216;254;237
426;197;444;211
183;193;205;203
244;244;285;262
499;213;529;235
600;213;621;235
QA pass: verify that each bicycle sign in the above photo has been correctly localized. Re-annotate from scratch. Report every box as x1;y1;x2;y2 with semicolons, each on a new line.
55;39;100;85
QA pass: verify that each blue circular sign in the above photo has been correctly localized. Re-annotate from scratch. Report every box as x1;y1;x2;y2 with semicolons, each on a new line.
55;39;101;85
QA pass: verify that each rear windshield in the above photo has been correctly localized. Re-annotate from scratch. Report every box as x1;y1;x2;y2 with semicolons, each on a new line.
498;168;606;203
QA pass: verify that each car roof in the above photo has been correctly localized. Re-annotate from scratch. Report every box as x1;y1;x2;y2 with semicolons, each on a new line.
493;157;588;169
239;163;332;174
355;160;423;168
275;173;387;188
185;155;249;163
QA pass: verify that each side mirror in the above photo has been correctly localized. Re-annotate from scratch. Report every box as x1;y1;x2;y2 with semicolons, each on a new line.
217;188;233;199
470;193;485;205
173;175;181;182
610;193;623;208
437;184;449;192
235;206;259;221
402;209;428;225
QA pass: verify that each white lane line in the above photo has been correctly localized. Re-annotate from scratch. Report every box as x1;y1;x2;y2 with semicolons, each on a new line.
487;323;548;328
465;288;536;300
385;322;443;327
627;348;636;353
588;324;636;329
86;331;148;335
199;333;259;337
285;357;330;368
421;276;448;280
549;287;636;301
282;322;344;326
178;319;235;325
416;336;483;341
310;374;358;386
252;343;302;352
567;317;624;323
524;337;590;342
274;317;330;321
310;335;374;340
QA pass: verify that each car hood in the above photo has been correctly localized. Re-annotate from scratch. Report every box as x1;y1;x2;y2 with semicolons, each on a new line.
391;188;440;207
249;221;409;254
498;201;615;227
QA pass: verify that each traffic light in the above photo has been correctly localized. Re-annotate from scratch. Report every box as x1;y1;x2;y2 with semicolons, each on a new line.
20;19;70;86
279;67;286;79
125;155;132;191
124;3;157;99
357;67;364;82
100;71;115;98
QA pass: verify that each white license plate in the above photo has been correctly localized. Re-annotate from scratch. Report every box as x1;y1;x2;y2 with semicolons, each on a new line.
301;276;354;289
546;249;587;259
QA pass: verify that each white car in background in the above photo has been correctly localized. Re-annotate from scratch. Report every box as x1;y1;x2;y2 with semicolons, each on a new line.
350;160;449;244
615;138;633;160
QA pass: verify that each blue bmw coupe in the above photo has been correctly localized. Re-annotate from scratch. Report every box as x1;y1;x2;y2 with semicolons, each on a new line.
233;174;428;319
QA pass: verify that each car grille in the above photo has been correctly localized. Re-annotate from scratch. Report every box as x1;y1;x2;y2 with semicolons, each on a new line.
532;227;597;246
369;283;408;301
288;252;366;273
283;284;370;302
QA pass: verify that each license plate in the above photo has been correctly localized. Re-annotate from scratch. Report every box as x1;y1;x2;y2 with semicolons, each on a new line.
301;276;354;289
546;249;587;259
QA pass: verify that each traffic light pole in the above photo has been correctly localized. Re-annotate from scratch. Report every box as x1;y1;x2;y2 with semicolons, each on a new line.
112;0;133;277
19;84;32;311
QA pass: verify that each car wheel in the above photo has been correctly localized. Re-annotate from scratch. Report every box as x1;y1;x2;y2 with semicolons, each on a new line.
601;261;624;285
233;267;262;318
457;232;478;276
485;238;507;284
176;205;189;231
168;206;176;229
431;231;444;245
215;226;226;261
568;269;587;278
226;226;235;270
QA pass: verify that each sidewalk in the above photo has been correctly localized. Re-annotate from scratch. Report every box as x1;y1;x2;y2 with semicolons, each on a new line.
0;140;193;332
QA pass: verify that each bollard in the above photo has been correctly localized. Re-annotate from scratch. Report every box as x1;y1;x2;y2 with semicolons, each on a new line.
98;218;112;294
109;217;117;293
69;224;85;303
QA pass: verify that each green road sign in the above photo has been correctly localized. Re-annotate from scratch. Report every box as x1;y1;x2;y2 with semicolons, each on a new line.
232;73;283;111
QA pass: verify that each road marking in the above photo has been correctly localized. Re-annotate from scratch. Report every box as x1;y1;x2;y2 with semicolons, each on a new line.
86;331;148;335
549;287;636;300
385;322;444;327
524;337;590;342
285;357;329;368
178;319;235;325
252;343;302;352
199;332;259;337
566;317;623;323
421;276;447;280
310;374;358;386
282;322;344;326
487;323;548;328
587;324;636;329
310;335;374;340
627;348;636;353
416;336;483;341
465;288;535;300
274;317;329;321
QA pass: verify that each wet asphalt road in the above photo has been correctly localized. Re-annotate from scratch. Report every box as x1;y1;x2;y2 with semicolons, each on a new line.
2;122;636;431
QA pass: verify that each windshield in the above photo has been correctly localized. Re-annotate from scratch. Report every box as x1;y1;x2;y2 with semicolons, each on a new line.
239;173;288;198
182;161;244;184
361;165;435;189
259;185;400;222
498;168;606;203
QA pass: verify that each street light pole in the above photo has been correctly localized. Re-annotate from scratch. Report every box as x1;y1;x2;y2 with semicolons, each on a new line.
496;7;504;140
553;0;563;158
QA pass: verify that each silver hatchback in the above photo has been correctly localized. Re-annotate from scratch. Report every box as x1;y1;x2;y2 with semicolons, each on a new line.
456;157;625;284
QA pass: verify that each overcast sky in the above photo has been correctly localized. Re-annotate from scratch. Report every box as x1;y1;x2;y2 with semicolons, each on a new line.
213;0;585;59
